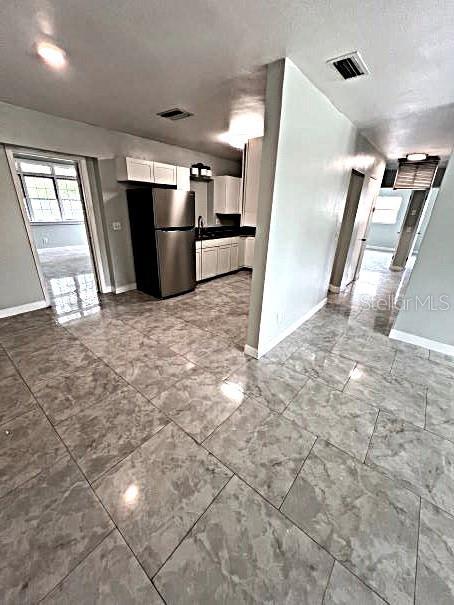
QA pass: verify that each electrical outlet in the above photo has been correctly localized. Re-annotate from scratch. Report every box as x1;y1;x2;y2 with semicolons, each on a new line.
112;221;122;231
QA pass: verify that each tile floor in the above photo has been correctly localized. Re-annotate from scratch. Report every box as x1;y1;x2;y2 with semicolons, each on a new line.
1;251;454;604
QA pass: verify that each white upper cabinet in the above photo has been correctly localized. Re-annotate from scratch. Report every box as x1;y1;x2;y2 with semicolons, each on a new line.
213;176;242;214
116;157;153;183
176;166;191;190
116;157;189;188
153;162;177;186
242;137;263;226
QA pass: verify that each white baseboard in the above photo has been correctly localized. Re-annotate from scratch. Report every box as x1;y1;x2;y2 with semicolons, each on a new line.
389;328;454;357
243;344;258;359
114;282;137;294
256;297;327;358
0;299;48;319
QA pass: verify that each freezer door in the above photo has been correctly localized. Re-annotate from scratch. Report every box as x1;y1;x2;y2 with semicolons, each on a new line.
152;189;195;228
156;229;196;297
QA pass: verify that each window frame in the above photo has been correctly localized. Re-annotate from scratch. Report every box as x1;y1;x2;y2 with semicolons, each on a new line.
372;195;403;225
15;158;85;224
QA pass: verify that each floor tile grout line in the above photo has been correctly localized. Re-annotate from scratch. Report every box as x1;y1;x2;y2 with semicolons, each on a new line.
321;558;335;604
36;527;117;603
279;436;318;511
363;407;380;464
151;474;235;583
413;497;422;605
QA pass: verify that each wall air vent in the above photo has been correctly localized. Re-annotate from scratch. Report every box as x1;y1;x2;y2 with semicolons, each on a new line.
156;108;193;121
394;157;440;190
327;51;369;80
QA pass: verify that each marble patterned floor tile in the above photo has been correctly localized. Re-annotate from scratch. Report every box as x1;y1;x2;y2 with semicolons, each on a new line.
204;397;315;506
0;308;56;337
0;350;16;380
94;422;232;577
344;363;427;427
3;326;77;360
284;379;378;460
33;361;128;425
154;475;333;604
15;341;97;388
366;411;454;517
262;332;303;363
0;373;35;425
183;335;235;364
284;345;356;390
332;334;396;372
191;344;248;380
281;439;419;605
42;530;163;604
81;330;158;362
227;359;308;413
426;378;454;442
392;353;454;387
0;456;113;604
56;387;169;481
0;408;66;498
416;500;454;605
324;562;386;604
113;354;195;400
152;368;245;442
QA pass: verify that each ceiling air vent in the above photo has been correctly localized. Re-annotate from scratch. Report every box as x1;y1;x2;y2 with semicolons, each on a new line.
327;51;369;80
156;108;193;121
394;157;440;190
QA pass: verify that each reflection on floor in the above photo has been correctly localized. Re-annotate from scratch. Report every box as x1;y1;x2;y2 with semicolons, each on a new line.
2;255;454;604
37;245;99;322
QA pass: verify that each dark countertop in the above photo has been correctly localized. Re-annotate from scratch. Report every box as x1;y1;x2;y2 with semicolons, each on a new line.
195;226;256;241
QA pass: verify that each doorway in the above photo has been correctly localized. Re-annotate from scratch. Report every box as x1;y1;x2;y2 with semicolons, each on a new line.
11;152;101;321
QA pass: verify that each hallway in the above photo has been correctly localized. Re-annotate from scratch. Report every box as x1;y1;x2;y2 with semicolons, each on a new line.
1;258;454;603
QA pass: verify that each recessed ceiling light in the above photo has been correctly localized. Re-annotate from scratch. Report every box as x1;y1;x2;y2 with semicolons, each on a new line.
36;41;67;69
406;153;427;161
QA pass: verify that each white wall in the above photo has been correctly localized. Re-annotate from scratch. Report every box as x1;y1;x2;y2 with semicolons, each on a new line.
0;146;45;310
0;101;240;310
391;156;454;351
247;59;385;356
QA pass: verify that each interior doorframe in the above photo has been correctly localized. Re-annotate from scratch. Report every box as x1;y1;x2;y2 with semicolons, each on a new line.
4;145;111;304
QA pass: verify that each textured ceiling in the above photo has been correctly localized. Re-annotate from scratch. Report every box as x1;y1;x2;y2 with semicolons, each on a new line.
0;0;453;160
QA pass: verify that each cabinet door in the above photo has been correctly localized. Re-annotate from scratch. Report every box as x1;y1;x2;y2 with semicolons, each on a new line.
176;166;190;190
196;251;201;281
213;177;227;213
153;162;177;185
242;137;262;226
217;245;231;275
126;158;152;182
226;177;241;213
230;244;239;271
201;247;218;279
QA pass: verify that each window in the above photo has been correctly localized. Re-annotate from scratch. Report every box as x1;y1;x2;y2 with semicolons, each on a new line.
372;196;402;224
15;158;84;223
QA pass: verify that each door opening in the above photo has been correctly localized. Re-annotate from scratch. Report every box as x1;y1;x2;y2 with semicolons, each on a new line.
12;152;101;321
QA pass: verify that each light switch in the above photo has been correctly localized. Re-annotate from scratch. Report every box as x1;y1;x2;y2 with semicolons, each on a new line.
112;221;122;231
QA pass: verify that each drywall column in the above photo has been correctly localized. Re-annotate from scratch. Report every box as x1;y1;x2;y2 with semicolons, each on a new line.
245;58;385;357
391;155;454;352
0;145;45;313
390;190;427;270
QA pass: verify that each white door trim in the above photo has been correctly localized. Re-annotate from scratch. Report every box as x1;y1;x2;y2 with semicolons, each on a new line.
5;146;111;301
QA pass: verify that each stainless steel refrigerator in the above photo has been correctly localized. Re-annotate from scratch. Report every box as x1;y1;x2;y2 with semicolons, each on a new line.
127;187;196;298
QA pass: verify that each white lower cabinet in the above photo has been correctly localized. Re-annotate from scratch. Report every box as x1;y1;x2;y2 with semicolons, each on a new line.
201;247;218;280
230;244;239;271
244;237;255;268
196;236;251;281
217;245;231;274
